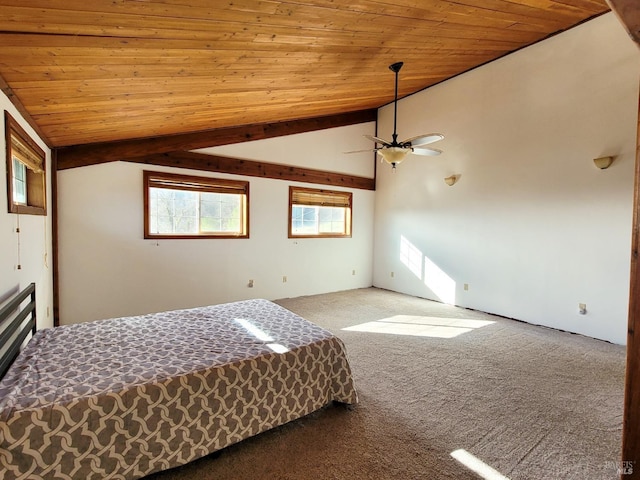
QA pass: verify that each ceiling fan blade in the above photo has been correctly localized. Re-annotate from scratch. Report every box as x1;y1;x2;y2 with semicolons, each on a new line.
364;134;392;146
402;133;444;147
343;148;379;154
412;147;442;156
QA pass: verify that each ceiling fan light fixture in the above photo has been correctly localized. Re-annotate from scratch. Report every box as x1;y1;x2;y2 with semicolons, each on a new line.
378;147;411;167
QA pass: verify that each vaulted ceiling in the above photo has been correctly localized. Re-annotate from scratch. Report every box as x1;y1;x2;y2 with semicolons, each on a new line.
0;0;613;152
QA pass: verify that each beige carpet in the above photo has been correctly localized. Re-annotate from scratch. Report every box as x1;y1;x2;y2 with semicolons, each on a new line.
146;287;625;480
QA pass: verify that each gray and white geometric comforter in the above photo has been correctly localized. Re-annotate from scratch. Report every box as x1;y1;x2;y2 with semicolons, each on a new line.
0;299;357;479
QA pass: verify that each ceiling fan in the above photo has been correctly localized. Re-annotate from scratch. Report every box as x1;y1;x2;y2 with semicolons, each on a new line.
347;62;444;169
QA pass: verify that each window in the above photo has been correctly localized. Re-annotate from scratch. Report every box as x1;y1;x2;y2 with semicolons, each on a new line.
12;157;27;205
144;171;249;239
5;111;46;215
289;186;352;238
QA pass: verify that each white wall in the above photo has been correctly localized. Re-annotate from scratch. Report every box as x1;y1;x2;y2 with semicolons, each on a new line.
198;122;376;178
58;123;376;324
0;92;54;329
373;13;640;345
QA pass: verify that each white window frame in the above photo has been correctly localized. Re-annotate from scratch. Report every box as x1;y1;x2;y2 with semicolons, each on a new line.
12;157;27;205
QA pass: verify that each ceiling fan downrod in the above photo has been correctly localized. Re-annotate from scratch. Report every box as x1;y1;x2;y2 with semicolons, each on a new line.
389;61;403;147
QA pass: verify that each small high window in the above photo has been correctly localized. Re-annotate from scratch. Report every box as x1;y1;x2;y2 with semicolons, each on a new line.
289;186;352;238
144;170;249;239
5;111;46;215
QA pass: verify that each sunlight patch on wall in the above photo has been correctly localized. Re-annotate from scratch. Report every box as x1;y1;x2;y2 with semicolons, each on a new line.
450;449;511;480
400;235;423;279
399;235;457;305
342;315;494;339
424;256;456;305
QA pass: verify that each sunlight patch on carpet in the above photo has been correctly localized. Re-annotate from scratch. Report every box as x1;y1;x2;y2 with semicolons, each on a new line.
451;449;511;480
342;315;494;338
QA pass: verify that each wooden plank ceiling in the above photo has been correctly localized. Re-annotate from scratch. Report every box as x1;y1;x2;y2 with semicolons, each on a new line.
0;0;609;150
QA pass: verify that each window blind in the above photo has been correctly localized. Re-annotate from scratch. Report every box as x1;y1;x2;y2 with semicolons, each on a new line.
291;188;351;208
10;132;44;173
146;172;248;195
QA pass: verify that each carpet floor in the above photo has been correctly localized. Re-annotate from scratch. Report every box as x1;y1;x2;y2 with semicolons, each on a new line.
146;287;625;480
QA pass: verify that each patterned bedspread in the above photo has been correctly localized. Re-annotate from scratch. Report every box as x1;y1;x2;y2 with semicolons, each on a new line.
0;299;357;479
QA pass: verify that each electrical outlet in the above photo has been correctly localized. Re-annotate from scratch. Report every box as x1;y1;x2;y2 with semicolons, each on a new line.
578;303;587;315
391;271;394;278
282;276;287;283
352;270;356;275
248;279;254;288
464;283;469;291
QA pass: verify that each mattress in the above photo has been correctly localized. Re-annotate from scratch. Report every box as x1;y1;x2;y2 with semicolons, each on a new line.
0;299;357;479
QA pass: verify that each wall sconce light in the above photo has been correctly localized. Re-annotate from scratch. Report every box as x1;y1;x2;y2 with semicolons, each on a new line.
444;175;458;186
593;156;614;170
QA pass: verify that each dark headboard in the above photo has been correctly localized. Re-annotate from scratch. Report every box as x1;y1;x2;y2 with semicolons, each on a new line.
0;283;36;380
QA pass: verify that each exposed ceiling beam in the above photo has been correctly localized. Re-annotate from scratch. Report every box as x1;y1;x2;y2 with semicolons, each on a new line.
55;109;377;170
125;150;375;191
606;0;640;44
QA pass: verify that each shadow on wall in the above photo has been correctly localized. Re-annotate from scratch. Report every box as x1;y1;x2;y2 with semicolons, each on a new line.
0;284;20;306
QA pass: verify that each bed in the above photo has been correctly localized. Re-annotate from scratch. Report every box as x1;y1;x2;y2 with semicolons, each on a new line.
0;284;357;479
